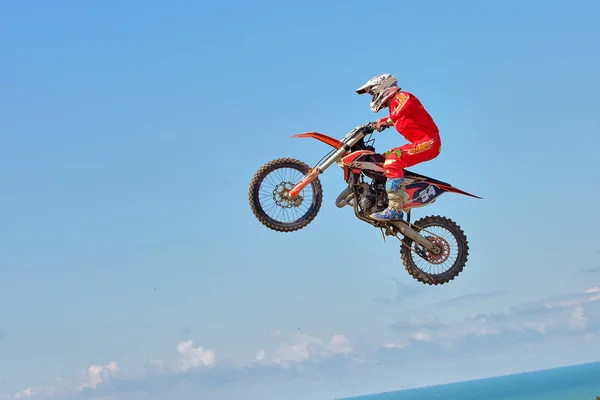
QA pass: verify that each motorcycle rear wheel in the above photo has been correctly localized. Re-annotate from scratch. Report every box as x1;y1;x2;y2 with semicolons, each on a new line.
400;215;469;285
249;157;323;232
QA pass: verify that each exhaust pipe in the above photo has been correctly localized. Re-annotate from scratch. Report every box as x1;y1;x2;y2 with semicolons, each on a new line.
335;186;354;208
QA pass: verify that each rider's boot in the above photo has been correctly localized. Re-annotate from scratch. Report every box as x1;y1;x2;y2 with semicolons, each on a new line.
370;177;405;221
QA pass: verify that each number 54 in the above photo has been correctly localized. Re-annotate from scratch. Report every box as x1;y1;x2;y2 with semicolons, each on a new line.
419;185;437;202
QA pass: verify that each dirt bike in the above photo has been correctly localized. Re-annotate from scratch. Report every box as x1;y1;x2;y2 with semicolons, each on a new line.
248;121;482;285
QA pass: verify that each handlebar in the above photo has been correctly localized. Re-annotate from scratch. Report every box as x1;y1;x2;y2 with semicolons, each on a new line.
359;121;390;133
341;121;389;143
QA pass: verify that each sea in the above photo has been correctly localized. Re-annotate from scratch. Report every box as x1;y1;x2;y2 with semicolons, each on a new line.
343;362;600;400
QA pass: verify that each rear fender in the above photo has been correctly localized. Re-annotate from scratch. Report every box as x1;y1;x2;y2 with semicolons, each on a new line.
436;183;482;199
404;169;483;199
402;171;482;210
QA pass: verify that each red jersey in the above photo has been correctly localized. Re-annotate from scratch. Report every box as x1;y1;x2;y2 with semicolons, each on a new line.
377;91;439;143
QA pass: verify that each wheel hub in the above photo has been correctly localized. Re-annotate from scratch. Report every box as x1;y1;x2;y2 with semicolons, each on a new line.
273;182;303;208
419;236;450;264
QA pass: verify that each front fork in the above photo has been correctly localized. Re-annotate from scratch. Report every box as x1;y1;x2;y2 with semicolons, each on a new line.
287;166;321;198
287;135;359;198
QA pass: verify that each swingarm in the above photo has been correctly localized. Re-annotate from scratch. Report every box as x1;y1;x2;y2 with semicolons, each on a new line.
347;184;441;255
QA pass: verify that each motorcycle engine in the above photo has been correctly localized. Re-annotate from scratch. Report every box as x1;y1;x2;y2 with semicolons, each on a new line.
356;181;387;214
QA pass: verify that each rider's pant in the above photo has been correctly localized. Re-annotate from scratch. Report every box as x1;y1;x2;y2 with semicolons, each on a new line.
383;134;442;179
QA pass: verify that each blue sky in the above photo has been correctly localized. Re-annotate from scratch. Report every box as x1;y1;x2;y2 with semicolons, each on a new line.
1;0;599;399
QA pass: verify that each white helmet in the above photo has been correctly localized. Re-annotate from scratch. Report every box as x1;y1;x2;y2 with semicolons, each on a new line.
356;73;400;113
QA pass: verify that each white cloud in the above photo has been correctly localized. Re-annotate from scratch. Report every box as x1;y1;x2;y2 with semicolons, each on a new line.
585;287;600;293
147;340;216;374
6;362;120;399
7;332;360;400
410;331;432;341
174;341;216;372
13;388;32;399
328;334;353;353
255;349;266;361
78;362;119;391
7;341;215;399
255;332;353;367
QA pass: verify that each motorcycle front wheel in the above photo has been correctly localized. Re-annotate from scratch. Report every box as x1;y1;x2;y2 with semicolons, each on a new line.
248;157;323;232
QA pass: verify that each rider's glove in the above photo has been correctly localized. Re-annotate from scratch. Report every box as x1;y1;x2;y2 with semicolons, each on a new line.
375;118;392;132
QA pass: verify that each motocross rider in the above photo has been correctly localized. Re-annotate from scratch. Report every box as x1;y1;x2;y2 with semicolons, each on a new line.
356;73;442;221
